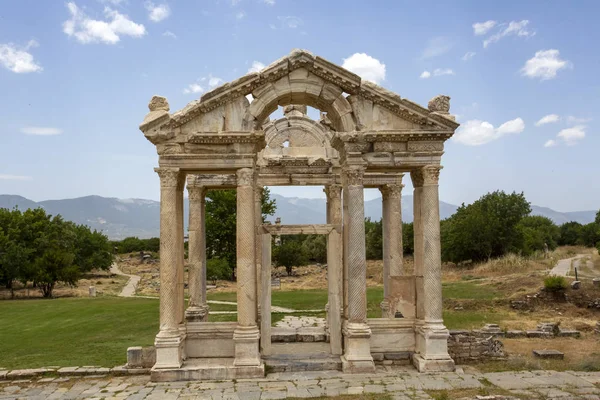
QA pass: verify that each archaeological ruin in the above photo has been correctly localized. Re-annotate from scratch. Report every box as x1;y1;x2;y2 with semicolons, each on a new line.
139;49;460;381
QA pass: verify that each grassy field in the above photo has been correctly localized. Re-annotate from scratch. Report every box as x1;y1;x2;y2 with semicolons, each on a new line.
0;297;157;369
0;281;510;369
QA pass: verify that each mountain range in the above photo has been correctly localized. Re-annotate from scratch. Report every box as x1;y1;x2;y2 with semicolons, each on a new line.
0;194;596;240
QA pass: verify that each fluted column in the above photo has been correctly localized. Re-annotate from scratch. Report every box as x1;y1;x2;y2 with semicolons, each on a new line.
154;167;184;369
233;168;261;367
325;184;343;355
380;181;404;316
186;180;208;322
341;166;375;373
411;165;454;372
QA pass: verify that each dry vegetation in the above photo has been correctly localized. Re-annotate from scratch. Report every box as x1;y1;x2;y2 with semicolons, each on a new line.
0;270;128;300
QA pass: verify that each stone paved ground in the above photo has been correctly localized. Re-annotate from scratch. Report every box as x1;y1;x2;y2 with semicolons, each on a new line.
1;367;600;399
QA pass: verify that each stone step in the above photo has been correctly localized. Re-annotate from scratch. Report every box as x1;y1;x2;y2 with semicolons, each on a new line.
271;327;326;343
263;354;341;373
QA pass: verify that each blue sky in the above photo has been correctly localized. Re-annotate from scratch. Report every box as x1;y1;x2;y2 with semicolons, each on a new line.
0;0;598;211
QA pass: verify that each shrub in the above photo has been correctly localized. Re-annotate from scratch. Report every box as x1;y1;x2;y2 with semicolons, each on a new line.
544;275;567;292
206;258;230;281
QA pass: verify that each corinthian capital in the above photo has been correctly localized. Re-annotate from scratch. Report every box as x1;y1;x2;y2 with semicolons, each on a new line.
379;183;403;199
155;167;183;188
411;165;442;187
236;168;254;186
342;167;365;187
324;184;342;201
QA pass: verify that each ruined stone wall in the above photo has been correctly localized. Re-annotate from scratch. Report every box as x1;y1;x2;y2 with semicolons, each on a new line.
447;330;505;363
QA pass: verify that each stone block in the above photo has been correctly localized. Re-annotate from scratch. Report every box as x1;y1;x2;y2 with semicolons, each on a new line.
571;280;582;290
127;346;156;368
557;329;581;338
593;278;600;287
383;351;411;360
532;349;564;359
526;330;552;338
505;330;526;338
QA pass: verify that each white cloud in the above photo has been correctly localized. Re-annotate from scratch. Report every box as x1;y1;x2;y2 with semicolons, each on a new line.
567;116;591;124
453;117;525;146
277;16;303;28
421;36;453;59
247;61;265;73
208;75;223;88
183;83;203;94
520;49;571;80
483;20;534;48
433;68;454;77
472;20;497;36
419;71;431;79
63;2;146;44
557;125;585;145
99;0;125;4
419;69;453;79
544;139;557;148
145;2;170;22
236;11;246;20
20;126;63;135
162;30;176;39
535;114;560;126
496;117;525;135
342;53;386;84
263;0;275;4
269;23;277;30
0;174;33;181
0;40;43;73
462;51;476;61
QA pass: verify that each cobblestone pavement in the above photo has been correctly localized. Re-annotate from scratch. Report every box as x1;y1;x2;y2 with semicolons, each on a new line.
1;367;599;399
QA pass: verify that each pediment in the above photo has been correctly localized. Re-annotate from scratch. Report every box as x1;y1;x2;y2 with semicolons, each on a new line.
140;49;459;144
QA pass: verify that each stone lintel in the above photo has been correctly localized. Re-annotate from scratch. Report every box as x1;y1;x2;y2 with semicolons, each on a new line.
261;224;339;235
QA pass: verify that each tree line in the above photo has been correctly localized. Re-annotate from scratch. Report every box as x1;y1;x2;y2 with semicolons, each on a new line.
0;208;113;297
108;189;600;281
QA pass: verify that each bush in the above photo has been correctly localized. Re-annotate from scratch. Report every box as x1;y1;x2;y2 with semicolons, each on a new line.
206;258;230;281
544;275;567;292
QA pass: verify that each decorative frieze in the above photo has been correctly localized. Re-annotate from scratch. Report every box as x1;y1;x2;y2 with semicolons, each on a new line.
236;168;254;186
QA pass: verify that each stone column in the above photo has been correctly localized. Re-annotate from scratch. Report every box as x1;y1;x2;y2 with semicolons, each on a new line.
341;167;375;373
379;181;404;316
325;184;343;355
260;232;272;356
233;168;262;368
255;186;263;324
411;165;455;372
154;167;184;369
185;180;208;322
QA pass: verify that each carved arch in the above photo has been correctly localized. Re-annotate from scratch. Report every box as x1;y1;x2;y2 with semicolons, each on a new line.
242;68;357;133
264;115;333;148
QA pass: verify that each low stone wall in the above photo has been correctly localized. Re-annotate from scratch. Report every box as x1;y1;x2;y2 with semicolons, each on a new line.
447;330;505;363
127;346;156;369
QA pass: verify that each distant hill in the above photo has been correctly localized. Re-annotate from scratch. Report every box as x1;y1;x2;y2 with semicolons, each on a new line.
1;194;596;240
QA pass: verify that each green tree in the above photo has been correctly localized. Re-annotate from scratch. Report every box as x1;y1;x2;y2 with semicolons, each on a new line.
596;210;600;225
73;224;112;272
301;235;327;264
403;222;414;255
441;191;531;263
517;215;560;255
364;218;383;260
579;222;600;247
273;237;308;276
205;188;276;280
558;222;583;246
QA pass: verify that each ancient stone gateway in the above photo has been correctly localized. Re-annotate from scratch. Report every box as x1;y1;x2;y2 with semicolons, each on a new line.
139;49;459;381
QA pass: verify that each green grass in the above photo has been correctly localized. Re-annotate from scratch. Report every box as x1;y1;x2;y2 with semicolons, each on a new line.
0;283;505;369
0;297;158;369
442;281;501;300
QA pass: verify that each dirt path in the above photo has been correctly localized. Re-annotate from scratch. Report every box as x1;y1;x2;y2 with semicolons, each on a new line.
550;256;578;277
110;263;141;297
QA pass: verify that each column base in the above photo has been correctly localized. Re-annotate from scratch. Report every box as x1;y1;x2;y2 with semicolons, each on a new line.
233;325;261;367
413;323;455;372
154;330;184;370
185;305;209;322
342;322;375;373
